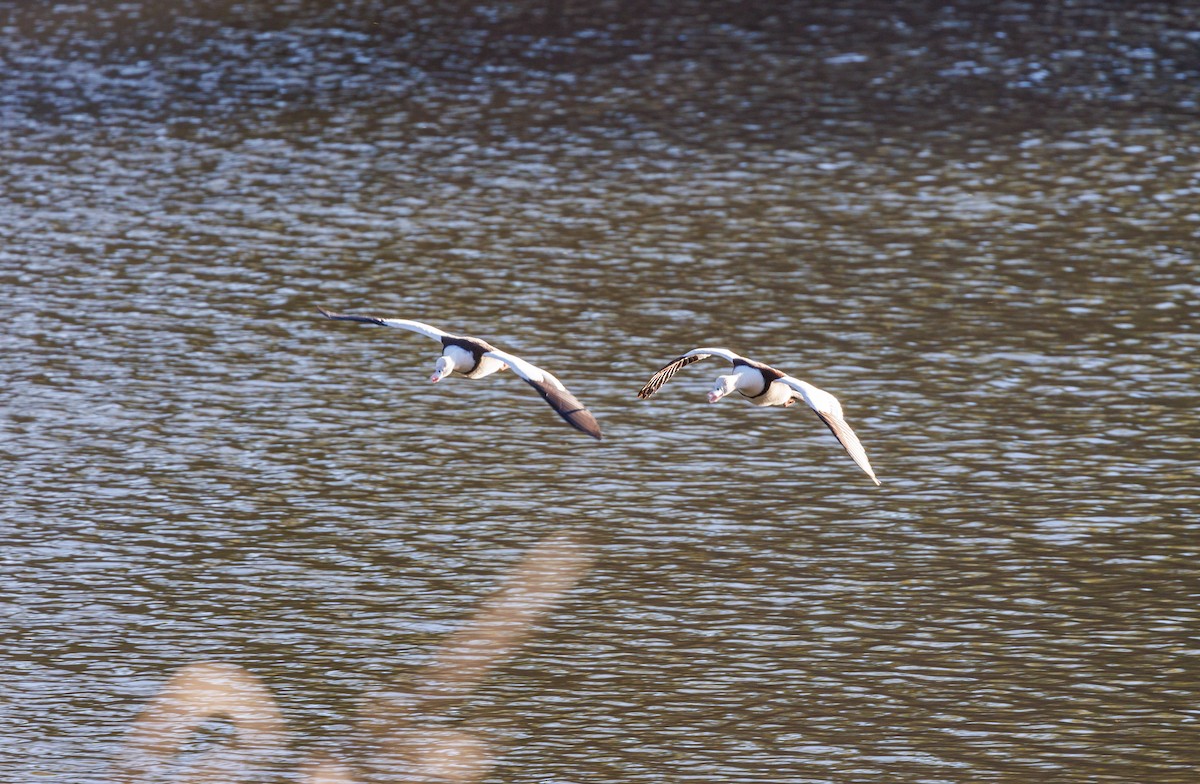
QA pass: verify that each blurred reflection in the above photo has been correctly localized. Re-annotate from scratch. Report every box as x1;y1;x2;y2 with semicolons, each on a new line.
418;530;593;704
113;662;289;783
113;531;591;783
354;530;592;783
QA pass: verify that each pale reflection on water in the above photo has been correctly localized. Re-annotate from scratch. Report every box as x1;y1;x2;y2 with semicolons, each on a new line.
113;532;590;782
2;1;1199;783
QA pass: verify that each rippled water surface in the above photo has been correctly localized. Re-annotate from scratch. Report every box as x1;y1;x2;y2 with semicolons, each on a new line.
2;1;1199;782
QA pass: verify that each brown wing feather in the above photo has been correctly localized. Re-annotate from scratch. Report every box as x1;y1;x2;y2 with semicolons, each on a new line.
523;379;603;440
637;353;710;399
813;410;880;486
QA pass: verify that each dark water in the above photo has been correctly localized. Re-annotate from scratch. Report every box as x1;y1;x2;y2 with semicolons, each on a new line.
2;1;1198;782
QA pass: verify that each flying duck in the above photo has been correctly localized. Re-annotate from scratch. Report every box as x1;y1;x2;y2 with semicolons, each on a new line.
638;347;879;484
318;307;602;440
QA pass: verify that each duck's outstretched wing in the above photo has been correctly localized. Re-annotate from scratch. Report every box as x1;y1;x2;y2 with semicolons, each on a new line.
779;375;880;486
637;347;743;399
317;307;450;342
484;349;602;440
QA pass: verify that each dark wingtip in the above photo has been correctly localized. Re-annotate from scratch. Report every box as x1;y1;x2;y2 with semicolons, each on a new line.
317;307;382;327
637;377;666;399
524;379;603;439
566;408;603;440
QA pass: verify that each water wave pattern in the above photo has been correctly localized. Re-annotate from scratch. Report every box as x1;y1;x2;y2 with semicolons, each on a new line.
1;1;1198;782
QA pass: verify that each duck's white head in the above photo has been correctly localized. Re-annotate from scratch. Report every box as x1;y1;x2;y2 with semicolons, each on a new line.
707;374;739;403
430;355;455;383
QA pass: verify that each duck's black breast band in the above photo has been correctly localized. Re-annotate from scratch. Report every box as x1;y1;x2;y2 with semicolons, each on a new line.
441;335;495;374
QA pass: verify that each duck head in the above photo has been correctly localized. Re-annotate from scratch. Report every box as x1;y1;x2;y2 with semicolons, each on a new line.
430;355;455;383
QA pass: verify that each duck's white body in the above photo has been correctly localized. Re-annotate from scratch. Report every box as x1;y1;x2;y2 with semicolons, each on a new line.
714;366;797;407
440;344;507;380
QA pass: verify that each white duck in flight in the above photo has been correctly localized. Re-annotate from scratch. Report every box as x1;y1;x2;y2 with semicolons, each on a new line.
318;307;602;439
638;347;879;484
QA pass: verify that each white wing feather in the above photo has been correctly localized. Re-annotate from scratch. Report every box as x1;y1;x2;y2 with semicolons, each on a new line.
483;350;602;440
485;349;562;389
779;374;880;486
370;318;451;341
679;347;743;364
317;307;450;342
